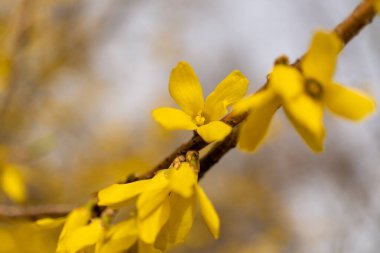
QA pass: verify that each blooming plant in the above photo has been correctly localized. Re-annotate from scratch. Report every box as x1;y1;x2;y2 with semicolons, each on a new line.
153;61;249;143
1;1;379;253
235;31;375;152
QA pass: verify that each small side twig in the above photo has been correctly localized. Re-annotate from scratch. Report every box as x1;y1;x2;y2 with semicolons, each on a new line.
0;204;74;220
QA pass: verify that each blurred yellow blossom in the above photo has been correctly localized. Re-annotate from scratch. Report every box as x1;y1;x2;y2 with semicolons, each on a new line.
98;152;220;251
55;203;106;253
153;61;249;143
235;31;376;152
0;163;27;203
375;0;380;13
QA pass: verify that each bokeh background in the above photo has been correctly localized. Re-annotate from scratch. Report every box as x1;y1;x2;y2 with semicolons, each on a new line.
0;0;380;252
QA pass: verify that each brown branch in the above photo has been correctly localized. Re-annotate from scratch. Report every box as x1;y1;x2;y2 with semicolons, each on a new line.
0;0;377;220
0;204;74;220
199;128;239;179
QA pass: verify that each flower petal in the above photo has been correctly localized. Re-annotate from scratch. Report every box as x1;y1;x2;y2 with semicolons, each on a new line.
0;164;26;203
325;83;376;121
204;70;249;121
98;219;138;253
169;162;197;198
152;107;197;130
139;198;171;244
97;180;150;208
137;173;170;219
195;185;219;239
56;207;92;252
66;219;104;253
238;96;280;152
196;121;232;143
269;65;304;101
169;62;204;117
233;89;277;114
301;31;342;84
155;193;196;250
284;95;325;152
35;217;66;229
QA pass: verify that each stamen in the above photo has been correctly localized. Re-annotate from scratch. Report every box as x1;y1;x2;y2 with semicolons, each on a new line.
194;112;205;126
305;78;323;98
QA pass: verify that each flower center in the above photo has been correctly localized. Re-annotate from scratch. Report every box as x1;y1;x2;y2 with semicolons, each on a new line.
305;78;323;99
194;112;205;126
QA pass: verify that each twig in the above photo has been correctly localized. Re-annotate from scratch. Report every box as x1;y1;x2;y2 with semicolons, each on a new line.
0;204;74;220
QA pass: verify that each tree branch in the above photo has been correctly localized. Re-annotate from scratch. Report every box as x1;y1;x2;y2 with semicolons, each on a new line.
0;204;74;220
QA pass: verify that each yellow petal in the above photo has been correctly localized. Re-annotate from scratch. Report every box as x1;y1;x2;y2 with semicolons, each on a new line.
139;198;171;244
152;107;197;130
203;70;249;121
196;121;232;143
284;95;325;152
137;173;170;219
325;83;376;121
138;240;163;253
169;62;204;118
238;96;280;152
269;65;304;101
156;193;196;249
108;218;138;239
169;163;197;198
98;219;138;253
195;185;220;239
66;219;104;253
233;89;277;114
97;180;150;208
0;164;27;203
35;217;66;229
57;207;92;252
301;31;342;84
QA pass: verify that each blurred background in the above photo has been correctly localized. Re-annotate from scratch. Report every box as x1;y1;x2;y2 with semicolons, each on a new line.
0;0;380;252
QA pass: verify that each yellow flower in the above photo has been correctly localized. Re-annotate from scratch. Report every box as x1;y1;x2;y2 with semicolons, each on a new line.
96;218;139;253
98;154;220;250
236;31;376;152
96;217;163;253
152;61;249;143
0;163;27;203
56;204;105;253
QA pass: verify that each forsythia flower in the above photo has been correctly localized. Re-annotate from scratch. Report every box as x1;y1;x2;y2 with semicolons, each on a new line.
98;152;219;251
96;217;162;253
0;163;27;203
55;203;105;253
153;61;249;143
235;31;376;152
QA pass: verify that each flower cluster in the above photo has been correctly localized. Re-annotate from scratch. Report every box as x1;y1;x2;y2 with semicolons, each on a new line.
45;29;377;253
234;31;376;152
49;152;219;253
153;61;249;143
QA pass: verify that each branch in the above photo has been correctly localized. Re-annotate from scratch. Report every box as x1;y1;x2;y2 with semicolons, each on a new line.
0;0;377;220
0;204;74;220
